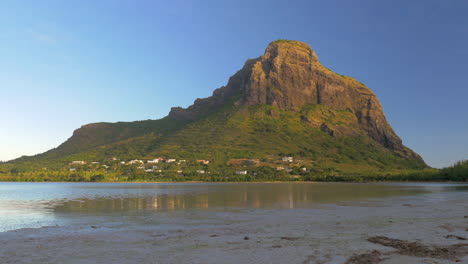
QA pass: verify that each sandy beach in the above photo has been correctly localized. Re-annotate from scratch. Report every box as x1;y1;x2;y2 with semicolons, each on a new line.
1;188;467;264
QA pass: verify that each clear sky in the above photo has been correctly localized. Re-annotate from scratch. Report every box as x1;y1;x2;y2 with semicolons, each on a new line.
1;0;467;168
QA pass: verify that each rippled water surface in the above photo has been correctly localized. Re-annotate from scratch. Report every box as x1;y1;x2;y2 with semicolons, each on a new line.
0;182;467;232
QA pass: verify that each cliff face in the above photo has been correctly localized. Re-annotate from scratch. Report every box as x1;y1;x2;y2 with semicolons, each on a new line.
169;40;422;161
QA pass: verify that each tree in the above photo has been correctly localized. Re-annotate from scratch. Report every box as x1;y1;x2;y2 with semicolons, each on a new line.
90;174;105;182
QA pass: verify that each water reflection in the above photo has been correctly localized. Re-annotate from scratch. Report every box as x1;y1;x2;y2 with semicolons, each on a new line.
53;183;430;214
1;182;467;232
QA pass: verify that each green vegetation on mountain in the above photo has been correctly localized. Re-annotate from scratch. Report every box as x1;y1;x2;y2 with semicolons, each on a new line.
2;39;460;182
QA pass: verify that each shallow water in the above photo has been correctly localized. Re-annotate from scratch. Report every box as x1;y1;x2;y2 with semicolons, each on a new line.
0;182;467;232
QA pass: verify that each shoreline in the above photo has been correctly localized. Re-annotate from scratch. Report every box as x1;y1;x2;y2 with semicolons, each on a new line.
0;180;467;184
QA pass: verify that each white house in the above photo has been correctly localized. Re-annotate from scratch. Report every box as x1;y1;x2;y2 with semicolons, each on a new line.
145;169;154;173
166;159;176;163
196;170;205;174
236;170;248;175
148;158;164;164
129;160;144;165
70;161;86;165
282;156;293;162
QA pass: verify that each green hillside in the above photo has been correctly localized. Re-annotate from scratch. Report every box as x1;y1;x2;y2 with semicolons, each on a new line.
3;102;425;174
1;40;437;182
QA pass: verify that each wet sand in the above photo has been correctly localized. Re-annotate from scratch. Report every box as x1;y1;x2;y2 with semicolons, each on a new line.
0;192;467;263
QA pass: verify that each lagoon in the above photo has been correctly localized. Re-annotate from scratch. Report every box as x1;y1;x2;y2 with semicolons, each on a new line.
1;182;467;263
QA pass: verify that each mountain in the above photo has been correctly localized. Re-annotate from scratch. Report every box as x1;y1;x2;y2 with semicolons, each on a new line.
11;40;426;172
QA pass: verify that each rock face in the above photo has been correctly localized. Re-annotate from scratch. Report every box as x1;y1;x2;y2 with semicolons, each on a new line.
169;40;422;161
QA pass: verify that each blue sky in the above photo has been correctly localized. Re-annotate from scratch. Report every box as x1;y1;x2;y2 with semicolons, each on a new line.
1;0;467;167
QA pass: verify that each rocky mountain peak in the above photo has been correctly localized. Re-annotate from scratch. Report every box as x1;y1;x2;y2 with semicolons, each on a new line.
167;40;423;162
262;40;319;63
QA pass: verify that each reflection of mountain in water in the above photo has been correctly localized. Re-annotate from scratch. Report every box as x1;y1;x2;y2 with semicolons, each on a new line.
52;183;429;214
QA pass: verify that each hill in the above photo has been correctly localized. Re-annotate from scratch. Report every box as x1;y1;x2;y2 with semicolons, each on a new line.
4;40;427;178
